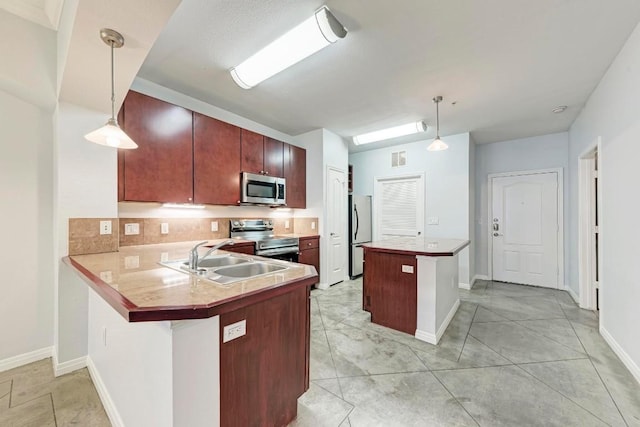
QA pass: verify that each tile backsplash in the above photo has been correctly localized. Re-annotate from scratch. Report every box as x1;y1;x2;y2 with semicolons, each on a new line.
68;217;319;254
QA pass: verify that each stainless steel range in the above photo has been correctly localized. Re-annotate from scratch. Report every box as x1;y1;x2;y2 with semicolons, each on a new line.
230;219;299;261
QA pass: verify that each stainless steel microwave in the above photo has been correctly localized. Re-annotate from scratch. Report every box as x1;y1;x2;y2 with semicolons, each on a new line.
241;172;286;205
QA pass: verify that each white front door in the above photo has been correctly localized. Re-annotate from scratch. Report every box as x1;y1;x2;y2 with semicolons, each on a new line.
326;167;346;285
374;174;424;240
491;171;560;288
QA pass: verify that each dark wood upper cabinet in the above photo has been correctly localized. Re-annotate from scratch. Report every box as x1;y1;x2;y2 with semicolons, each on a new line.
264;137;284;177
193;113;241;205
119;91;193;203
284;143;307;208
240;129;265;175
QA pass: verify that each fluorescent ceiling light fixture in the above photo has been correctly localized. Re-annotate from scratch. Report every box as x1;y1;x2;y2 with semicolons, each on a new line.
162;203;206;209
353;121;427;145
427;96;448;152
85;29;138;149
230;6;347;89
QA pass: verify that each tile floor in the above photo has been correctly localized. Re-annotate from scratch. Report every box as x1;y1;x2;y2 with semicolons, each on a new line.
2;279;639;426
294;278;640;427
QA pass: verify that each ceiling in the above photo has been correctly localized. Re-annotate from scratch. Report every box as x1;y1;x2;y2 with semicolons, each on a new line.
0;0;63;29
138;0;640;151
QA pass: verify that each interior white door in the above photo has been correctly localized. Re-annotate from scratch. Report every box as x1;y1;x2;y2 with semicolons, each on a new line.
374;174;424;240
492;172;559;288
326;167;346;285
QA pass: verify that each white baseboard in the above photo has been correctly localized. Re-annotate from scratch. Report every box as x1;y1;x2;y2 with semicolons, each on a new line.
415;299;460;345
599;327;640;386
86;356;125;427
0;346;53;373
458;282;471;290
565;286;580;304
473;274;490;283
54;355;87;377
315;282;330;290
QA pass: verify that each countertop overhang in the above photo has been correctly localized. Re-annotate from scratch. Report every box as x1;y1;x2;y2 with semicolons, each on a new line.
362;237;470;257
64;240;318;322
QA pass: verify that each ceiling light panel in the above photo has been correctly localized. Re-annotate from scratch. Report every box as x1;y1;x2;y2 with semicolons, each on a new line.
353;121;427;145
230;6;347;89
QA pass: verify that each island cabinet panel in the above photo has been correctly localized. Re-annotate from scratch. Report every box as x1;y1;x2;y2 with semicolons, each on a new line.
264;137;284;177
283;143;306;208
220;286;310;427
240;129;265;175
363;250;417;335
221;241;255;255
119;91;194;203
193;113;241;205
298;236;319;281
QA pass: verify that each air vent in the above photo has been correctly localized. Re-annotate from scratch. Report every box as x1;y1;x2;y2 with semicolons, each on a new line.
391;151;407;167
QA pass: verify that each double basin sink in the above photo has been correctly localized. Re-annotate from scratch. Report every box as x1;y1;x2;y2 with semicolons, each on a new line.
160;254;288;285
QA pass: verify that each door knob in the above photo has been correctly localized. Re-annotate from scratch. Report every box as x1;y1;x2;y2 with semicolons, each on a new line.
330;232;335;236
493;232;502;237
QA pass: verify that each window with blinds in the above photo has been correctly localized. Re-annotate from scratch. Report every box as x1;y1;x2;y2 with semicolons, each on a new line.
374;174;424;239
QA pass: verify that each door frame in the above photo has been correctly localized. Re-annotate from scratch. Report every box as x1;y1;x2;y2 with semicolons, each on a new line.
372;172;425;241
487;168;564;288
578;139;602;309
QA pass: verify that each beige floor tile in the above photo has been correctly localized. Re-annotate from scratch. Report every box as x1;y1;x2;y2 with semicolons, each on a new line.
51;369;110;426
0;394;56;427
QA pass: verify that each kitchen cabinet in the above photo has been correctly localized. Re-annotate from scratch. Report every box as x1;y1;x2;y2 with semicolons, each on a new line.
119;91;193;203
193;113;241;205
298;236;319;282
284;143;307;208
241;130;284;177
221;241;255;255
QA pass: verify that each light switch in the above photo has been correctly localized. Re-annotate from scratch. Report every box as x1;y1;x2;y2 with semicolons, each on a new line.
211;221;219;232
161;223;169;234
311;222;316;230
223;320;246;343
285;220;290;229
99;220;112;235
124;223;140;235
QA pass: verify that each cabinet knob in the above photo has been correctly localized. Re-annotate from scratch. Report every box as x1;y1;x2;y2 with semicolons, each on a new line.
188;197;192;201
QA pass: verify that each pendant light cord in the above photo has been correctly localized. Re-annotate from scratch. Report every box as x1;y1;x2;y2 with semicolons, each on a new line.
110;41;116;121
435;99;440;139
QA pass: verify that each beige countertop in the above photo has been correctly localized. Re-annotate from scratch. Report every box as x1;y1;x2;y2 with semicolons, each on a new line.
64;239;318;322
363;237;470;256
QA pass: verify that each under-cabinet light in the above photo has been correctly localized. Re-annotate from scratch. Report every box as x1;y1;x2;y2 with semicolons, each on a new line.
353;121;427;145
162;203;206;209
230;6;347;89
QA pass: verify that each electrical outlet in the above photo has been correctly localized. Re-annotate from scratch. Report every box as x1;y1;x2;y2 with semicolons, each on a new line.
401;265;414;274
99;220;112;235
161;223;169;234
285;220;290;229
211;221;218;232
124;223;140;235
427;217;439;225
223;319;246;343
311;221;316;230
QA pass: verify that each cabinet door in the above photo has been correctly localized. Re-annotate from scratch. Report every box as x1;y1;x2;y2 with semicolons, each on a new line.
193;113;241;205
299;248;320;278
121;91;193;203
264;137;284;177
241;129;264;174
283;143;306;208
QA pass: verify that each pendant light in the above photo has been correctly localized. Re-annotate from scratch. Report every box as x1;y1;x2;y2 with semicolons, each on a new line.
427;96;448;151
84;29;138;149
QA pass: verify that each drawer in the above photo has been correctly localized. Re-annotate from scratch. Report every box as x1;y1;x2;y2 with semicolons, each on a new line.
299;237;319;250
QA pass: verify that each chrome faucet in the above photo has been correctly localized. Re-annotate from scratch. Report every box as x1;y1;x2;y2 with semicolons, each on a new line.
188;239;235;271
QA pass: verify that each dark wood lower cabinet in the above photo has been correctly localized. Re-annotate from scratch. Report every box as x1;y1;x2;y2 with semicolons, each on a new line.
298;237;320;284
363;249;417;334
220;285;310;427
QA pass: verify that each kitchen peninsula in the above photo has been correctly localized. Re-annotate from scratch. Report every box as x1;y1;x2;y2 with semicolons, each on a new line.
64;240;318;427
363;237;470;345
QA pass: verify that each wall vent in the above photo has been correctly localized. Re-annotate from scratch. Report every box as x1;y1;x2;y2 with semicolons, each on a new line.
391;151;406;167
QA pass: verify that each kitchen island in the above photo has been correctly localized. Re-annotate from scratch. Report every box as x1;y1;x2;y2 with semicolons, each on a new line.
64;241;318;427
362;237;470;345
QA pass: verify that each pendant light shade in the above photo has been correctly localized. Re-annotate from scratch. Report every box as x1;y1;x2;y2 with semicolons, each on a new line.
85;28;138;149
427;96;448;152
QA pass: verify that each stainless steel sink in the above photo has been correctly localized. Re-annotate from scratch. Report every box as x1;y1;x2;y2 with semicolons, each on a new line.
191;256;249;268
213;262;287;278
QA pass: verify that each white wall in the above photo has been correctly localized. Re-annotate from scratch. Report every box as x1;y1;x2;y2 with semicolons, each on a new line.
474;132;569;286
0;12;56;363
569;21;640;378
0;89;54;361
349;133;472;286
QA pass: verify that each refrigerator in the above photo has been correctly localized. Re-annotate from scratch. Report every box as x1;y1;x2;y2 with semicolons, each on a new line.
348;194;372;279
